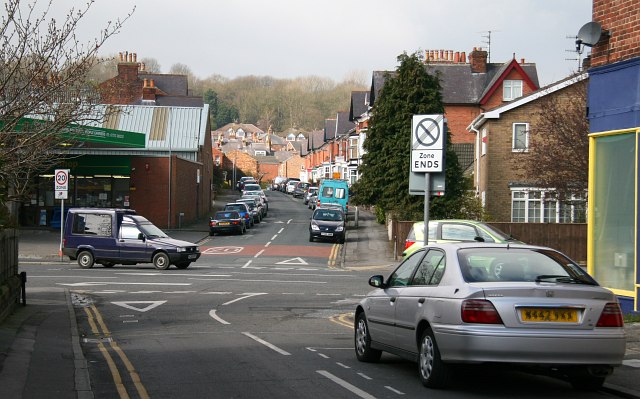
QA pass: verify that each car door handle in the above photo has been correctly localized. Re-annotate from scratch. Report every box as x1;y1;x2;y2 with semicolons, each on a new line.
390;297;397;303
418;298;425;304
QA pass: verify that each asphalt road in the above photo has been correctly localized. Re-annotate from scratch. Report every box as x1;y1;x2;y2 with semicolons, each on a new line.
20;192;624;399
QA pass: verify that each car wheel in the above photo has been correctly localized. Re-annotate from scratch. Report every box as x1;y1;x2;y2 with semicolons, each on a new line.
309;235;313;242
153;252;170;270
418;327;452;388
175;262;191;269
238;226;245;235
338;236;345;244
209;230;215;236
567;367;606;391
354;313;382;362
77;250;94;269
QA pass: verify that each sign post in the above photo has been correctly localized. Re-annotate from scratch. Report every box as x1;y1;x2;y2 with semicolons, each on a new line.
55;169;69;261
411;115;445;246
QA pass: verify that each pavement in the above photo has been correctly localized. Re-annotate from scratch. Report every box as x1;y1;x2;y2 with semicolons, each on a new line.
0;190;639;398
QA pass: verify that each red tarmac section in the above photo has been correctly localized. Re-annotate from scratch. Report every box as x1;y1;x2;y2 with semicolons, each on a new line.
200;244;334;257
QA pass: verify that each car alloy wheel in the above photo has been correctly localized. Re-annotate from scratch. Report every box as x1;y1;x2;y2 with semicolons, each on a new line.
354;313;381;362
418;328;451;388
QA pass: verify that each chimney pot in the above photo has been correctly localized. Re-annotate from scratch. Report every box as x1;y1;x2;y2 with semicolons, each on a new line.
448;50;453;61
461;52;466;63
119;52;123;62
133;53;137;63
143;78;148;88
454;52;460;63
150;79;155;88
521;58;525;63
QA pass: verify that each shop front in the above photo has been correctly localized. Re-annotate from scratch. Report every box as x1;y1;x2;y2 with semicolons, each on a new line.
21;155;133;227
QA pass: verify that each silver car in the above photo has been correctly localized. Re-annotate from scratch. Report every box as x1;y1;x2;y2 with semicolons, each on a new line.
354;243;626;390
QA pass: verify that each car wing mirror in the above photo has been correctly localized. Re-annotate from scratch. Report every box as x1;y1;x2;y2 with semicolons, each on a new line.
474;236;485;242
369;275;386;288
138;233;146;242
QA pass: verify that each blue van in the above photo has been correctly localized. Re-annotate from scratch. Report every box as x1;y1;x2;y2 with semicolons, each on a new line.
62;208;200;270
317;179;349;213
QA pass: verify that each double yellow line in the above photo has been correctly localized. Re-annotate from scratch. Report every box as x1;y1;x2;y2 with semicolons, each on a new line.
330;312;354;329
84;305;149;399
328;243;341;268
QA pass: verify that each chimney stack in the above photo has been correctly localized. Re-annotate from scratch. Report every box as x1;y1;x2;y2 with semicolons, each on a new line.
469;47;488;73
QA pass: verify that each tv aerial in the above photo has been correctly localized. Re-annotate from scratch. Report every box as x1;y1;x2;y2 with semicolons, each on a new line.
575;22;603;54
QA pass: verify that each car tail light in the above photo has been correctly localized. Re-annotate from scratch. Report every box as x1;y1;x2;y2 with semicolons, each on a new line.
404;240;415;250
210;221;217;227
596;302;624;327
461;299;503;324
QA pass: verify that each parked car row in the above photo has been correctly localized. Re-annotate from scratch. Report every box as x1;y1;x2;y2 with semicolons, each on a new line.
209;188;269;236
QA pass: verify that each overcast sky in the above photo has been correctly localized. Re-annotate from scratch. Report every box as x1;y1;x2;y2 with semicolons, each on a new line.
58;0;592;86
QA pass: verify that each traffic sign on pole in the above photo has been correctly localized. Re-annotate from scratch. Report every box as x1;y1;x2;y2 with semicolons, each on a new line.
54;169;69;191
411;115;444;172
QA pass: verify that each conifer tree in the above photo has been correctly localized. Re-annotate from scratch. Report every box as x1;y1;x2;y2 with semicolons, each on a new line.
352;52;483;222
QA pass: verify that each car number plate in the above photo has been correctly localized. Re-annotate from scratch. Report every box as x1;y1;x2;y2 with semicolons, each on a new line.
519;308;578;323
321;232;333;236
188;254;197;259
219;222;230;225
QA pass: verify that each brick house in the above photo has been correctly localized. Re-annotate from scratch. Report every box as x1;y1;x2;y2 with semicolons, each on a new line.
468;74;588;222
585;0;640;312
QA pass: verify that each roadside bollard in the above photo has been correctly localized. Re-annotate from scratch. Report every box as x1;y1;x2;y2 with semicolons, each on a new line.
20;271;26;305
354;206;359;229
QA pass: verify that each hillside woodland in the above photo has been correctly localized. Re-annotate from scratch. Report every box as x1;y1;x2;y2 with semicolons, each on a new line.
87;56;368;132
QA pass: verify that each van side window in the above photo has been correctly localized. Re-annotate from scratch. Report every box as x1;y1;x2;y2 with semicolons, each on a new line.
335;188;345;199
72;213;112;236
120;224;142;240
322;187;334;197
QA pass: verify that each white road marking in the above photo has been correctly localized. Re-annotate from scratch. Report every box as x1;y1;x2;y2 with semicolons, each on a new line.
57;282;191;287
165;291;197;294
357;373;372;380
276;257;308;265
254;250;265;258
336;362;350;369
271;234;278;240
119;273;231;277
316;293;342;296
306;347;317;352
190;278;326;284
242;260;253;268
385;386;405;395
222;293;267;306
29;276;117;279
264;242;271;247
282;292;305;295
111;301;167;312
287;219;292;224
318;353;330;359
316;370;375;399
123;320;138;324
209;309;230;325
130;291;162;294
278;228;285;234
202;292;232;295
242;332;291;355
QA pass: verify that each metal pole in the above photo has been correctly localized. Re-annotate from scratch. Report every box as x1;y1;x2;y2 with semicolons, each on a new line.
424;173;430;247
59;198;64;261
168;135;172;229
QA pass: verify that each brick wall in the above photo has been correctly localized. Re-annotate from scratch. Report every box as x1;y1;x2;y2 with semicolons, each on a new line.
591;0;640;67
445;105;481;143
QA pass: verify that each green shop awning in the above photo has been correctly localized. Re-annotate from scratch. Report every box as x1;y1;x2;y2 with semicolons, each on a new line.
48;155;132;176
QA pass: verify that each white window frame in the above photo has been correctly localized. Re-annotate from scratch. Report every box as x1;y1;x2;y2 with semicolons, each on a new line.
348;137;359;160
510;188;587;223
512;122;529;152
503;80;523;101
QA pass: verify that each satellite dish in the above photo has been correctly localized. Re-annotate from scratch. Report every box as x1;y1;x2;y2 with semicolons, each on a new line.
577;22;602;47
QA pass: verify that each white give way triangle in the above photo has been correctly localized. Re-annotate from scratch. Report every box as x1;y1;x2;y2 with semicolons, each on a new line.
111;301;167;312
276;257;308;265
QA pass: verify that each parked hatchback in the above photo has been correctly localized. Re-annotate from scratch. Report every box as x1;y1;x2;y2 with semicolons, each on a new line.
209;211;245;236
403;220;520;258
354;243;625;390
224;202;253;228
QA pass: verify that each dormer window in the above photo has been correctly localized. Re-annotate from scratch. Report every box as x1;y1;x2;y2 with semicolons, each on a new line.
503;80;523;101
287;133;296;141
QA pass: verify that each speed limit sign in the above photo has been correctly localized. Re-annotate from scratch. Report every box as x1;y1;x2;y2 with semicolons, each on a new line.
55;169;69;191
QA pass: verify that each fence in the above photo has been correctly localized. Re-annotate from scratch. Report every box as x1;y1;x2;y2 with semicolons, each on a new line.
390;220;587;264
0;229;20;323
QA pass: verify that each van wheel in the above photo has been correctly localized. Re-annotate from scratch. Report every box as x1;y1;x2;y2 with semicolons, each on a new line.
175;262;191;269
153;252;170;270
77;251;94;269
